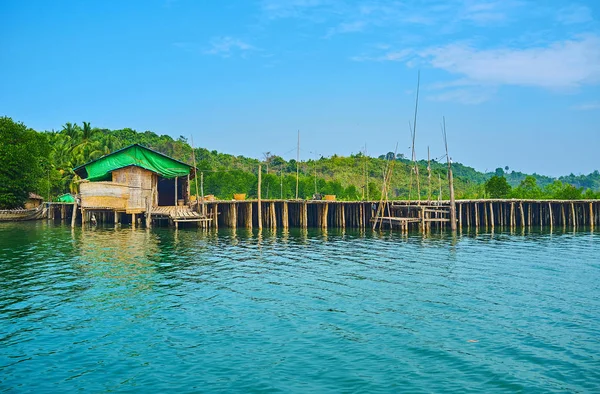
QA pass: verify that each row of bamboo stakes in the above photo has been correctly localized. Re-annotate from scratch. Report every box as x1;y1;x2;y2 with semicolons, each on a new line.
207;200;600;231
50;200;599;231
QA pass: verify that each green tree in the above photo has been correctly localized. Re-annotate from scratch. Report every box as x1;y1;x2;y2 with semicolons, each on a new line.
484;175;511;198
0;117;49;208
513;176;542;199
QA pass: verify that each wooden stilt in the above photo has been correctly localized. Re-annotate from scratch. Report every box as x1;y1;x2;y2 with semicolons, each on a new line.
283;202;289;230
561;204;566;228
459;203;463;231
489;202;494;229
322;203;328;229
71;201;78;228
510;202;515;229
590;202;594;230
246;202;253;229
548;202;553;231
258;165;262;230
519;202;525;229
474;203;479;230
270;202;276;230
571;202;576;229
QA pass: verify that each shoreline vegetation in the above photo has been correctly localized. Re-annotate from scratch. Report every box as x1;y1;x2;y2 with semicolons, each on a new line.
1;116;599;209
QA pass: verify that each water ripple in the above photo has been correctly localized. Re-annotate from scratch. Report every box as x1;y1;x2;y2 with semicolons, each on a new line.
0;222;599;392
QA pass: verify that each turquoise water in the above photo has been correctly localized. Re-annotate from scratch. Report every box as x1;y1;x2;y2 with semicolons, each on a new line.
1;222;599;393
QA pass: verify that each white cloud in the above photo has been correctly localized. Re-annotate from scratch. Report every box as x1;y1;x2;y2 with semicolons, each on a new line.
557;4;593;25
351;49;412;62
260;0;329;20
571;101;600;111
325;21;365;38
204;37;256;57
420;35;600;89
426;87;496;105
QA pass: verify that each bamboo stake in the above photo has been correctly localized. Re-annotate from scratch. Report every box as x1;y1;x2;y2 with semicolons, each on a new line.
548;202;553;231
590;202;594;230
258;165;262;230
296;130;300;200
283;202;289;229
489;202;494;229
519;202;525;229
443;117;457;232
71;200;78;228
270;202;276;230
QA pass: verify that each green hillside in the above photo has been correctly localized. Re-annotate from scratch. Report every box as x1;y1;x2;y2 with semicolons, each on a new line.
1;117;598;208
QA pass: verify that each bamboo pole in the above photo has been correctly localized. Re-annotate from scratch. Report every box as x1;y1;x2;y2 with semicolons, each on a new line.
489;202;494;229
590;202;594;230
548;202;553;231
270;202;276;230
246;202;253;229
459;203;462;231
258;165;262;230
571;202;576;229
519;202;525;229
214;204;219;229
71;201;78;228
510;202;515;229
296;130;300;200
174;177;178;206
302;202;308;229
322;203;329;230
283;202;289;230
443;117;457;232
474;203;479;230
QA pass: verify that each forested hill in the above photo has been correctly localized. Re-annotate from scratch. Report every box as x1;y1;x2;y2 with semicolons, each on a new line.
1;117;598;208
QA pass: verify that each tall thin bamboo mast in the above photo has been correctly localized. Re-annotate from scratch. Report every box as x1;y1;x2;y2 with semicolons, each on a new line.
427;146;432;203
443;117;457;232
366;144;369;200
412;70;421;203
296;130;300;200
191;136;200;212
314;153;317;195
258;164;262;230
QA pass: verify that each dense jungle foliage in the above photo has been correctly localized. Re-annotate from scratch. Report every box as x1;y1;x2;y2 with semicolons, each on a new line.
1;116;599;208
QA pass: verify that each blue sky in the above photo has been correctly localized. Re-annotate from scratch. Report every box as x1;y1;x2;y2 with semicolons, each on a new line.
1;0;599;176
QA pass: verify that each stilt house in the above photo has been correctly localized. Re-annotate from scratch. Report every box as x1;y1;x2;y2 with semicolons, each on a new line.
74;144;196;218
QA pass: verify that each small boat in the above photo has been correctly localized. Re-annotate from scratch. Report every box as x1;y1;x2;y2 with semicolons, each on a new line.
0;205;47;221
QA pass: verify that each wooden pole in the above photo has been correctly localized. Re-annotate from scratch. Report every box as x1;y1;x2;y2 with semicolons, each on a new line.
214;204;219;229
322;203;329;230
590;202;594;230
258;165;262;230
302;202;308;229
191;136;201;212
71;201;78;228
489;202;494;229
174;177;178;206
443;117;457;232
519;202;525;229
296;130;300;200
270;202;276;230
548;202;553;231
561;204;566;228
283;201;289;230
246;202;253;229
458;203;462;231
200;172;205;216
474;203;479;230
571;202;576;229
510;202;515;229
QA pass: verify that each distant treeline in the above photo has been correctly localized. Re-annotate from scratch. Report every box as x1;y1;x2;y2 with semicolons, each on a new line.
1;116;599;209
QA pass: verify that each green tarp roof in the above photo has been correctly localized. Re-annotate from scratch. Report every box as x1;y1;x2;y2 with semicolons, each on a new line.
56;194;76;203
73;144;194;182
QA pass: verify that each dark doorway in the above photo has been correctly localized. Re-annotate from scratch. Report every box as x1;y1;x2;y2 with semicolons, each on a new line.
158;178;176;206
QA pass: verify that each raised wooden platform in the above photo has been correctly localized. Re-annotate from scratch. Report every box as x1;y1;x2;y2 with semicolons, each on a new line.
151;206;212;223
